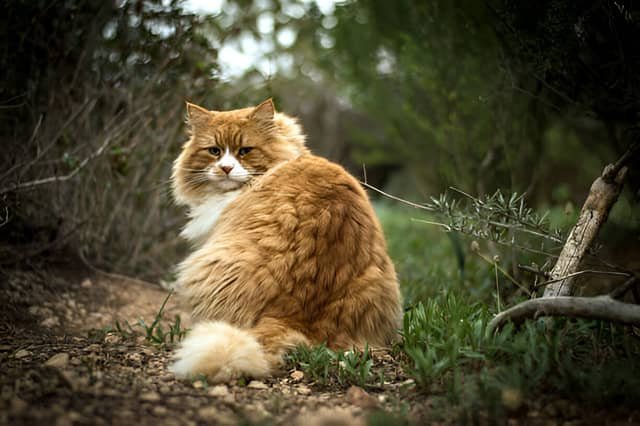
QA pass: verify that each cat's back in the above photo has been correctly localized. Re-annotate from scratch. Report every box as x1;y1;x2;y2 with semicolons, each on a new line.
210;153;388;273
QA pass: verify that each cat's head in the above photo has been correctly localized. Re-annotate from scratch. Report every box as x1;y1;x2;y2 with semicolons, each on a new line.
172;99;308;207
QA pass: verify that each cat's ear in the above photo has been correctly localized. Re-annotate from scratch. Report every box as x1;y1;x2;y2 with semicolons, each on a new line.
185;102;212;130
251;98;275;123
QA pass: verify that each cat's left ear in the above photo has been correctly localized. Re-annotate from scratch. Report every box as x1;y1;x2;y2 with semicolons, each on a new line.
185;102;212;130
251;98;275;123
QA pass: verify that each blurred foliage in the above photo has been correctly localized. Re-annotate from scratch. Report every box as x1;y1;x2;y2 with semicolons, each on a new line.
378;204;640;420
316;0;639;199
0;0;220;276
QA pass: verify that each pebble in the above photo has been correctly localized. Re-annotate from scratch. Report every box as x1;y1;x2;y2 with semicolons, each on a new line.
290;370;304;382
247;380;269;390
45;353;69;368
81;278;93;288
297;384;312;395
345;386;378;409
198;407;220;421
40;316;60;327
14;349;31;359
11;397;27;413
139;391;161;402
104;334;122;345
208;385;230;397
152;406;168;416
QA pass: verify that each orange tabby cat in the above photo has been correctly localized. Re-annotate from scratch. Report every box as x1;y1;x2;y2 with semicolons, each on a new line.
170;99;402;382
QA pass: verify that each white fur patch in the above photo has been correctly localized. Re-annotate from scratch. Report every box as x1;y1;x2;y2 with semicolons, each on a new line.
170;321;270;382
181;190;241;242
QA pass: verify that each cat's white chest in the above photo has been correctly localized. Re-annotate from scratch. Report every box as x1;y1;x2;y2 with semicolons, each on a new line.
181;190;242;242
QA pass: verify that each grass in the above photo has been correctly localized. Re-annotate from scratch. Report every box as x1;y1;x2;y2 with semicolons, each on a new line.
377;201;640;420
285;343;376;388
89;291;188;348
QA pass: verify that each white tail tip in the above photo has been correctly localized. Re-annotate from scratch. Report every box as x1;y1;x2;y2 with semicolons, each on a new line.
170;321;270;382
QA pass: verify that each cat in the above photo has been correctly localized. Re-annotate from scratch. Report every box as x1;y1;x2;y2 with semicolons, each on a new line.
170;98;402;382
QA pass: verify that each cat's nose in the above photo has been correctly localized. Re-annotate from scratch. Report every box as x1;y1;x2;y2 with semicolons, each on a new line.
220;165;234;175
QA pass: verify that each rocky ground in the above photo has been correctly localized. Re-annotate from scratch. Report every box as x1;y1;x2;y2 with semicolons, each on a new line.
1;265;638;426
0;266;421;426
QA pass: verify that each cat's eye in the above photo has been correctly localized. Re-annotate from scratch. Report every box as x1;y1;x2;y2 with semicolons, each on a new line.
207;147;221;156
238;147;253;157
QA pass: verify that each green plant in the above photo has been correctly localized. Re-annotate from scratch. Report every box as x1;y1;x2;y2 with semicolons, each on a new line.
286;343;378;387
286;343;335;384
337;344;374;387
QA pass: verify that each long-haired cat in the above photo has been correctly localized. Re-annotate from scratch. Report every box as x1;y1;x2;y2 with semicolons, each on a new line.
170;99;402;381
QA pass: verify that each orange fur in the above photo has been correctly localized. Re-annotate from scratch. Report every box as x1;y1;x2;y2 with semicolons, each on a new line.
170;99;402;381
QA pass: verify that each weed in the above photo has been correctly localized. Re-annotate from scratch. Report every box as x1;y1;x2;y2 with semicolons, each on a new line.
337;344;374;387
286;343;378;387
95;291;188;348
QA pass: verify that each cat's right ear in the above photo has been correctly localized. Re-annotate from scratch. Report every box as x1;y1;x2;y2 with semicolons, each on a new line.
185;102;211;130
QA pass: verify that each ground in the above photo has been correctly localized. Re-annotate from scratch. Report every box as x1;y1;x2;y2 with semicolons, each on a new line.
0;265;417;426
1;264;638;425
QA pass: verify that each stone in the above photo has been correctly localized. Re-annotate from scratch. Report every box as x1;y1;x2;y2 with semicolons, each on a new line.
297;384;312;395
208;385;230;397
140;391;161;402
45;353;70;368
345;386;378;409
290;370;304;382
14;349;31;359
247;380;269;390
198;407;220;422
81;278;93;288
152;406;168;416
41;316;60;327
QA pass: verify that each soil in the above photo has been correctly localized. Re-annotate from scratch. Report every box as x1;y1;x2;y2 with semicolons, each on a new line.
1;264;638;426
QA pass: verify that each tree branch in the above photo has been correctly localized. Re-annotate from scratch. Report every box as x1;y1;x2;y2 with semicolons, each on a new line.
488;293;640;332
543;154;630;297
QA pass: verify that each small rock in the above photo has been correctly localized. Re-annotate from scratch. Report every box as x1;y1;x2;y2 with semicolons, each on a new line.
501;388;523;411
14;349;31;359
126;353;142;364
152;406;168;416
377;394;387;403
140;391;161;402
104;334;122;345
45;353;69;368
81;278;93;288
290;370;304;382
40;316;60;328
345;386;378;409
247;380;269;390
208;385;230;397
11;397;27;413
400;378;415;386
297;384;312;395
198;407;220;421
192;380;205;389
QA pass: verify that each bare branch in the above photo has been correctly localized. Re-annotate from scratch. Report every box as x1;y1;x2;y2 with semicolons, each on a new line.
488;295;640;332
0;133;113;195
360;181;432;211
534;270;632;289
543;163;628;297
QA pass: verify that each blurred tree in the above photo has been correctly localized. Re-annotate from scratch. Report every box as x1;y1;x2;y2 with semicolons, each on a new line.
0;0;221;276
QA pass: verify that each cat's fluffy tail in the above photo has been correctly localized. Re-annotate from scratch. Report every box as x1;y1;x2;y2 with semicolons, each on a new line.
169;320;306;382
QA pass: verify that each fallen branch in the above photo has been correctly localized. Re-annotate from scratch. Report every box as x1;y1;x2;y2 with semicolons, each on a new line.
489;276;639;332
543;146;634;297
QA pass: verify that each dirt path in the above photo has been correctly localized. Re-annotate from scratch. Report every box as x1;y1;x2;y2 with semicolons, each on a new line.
2;265;637;425
0;266;415;426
